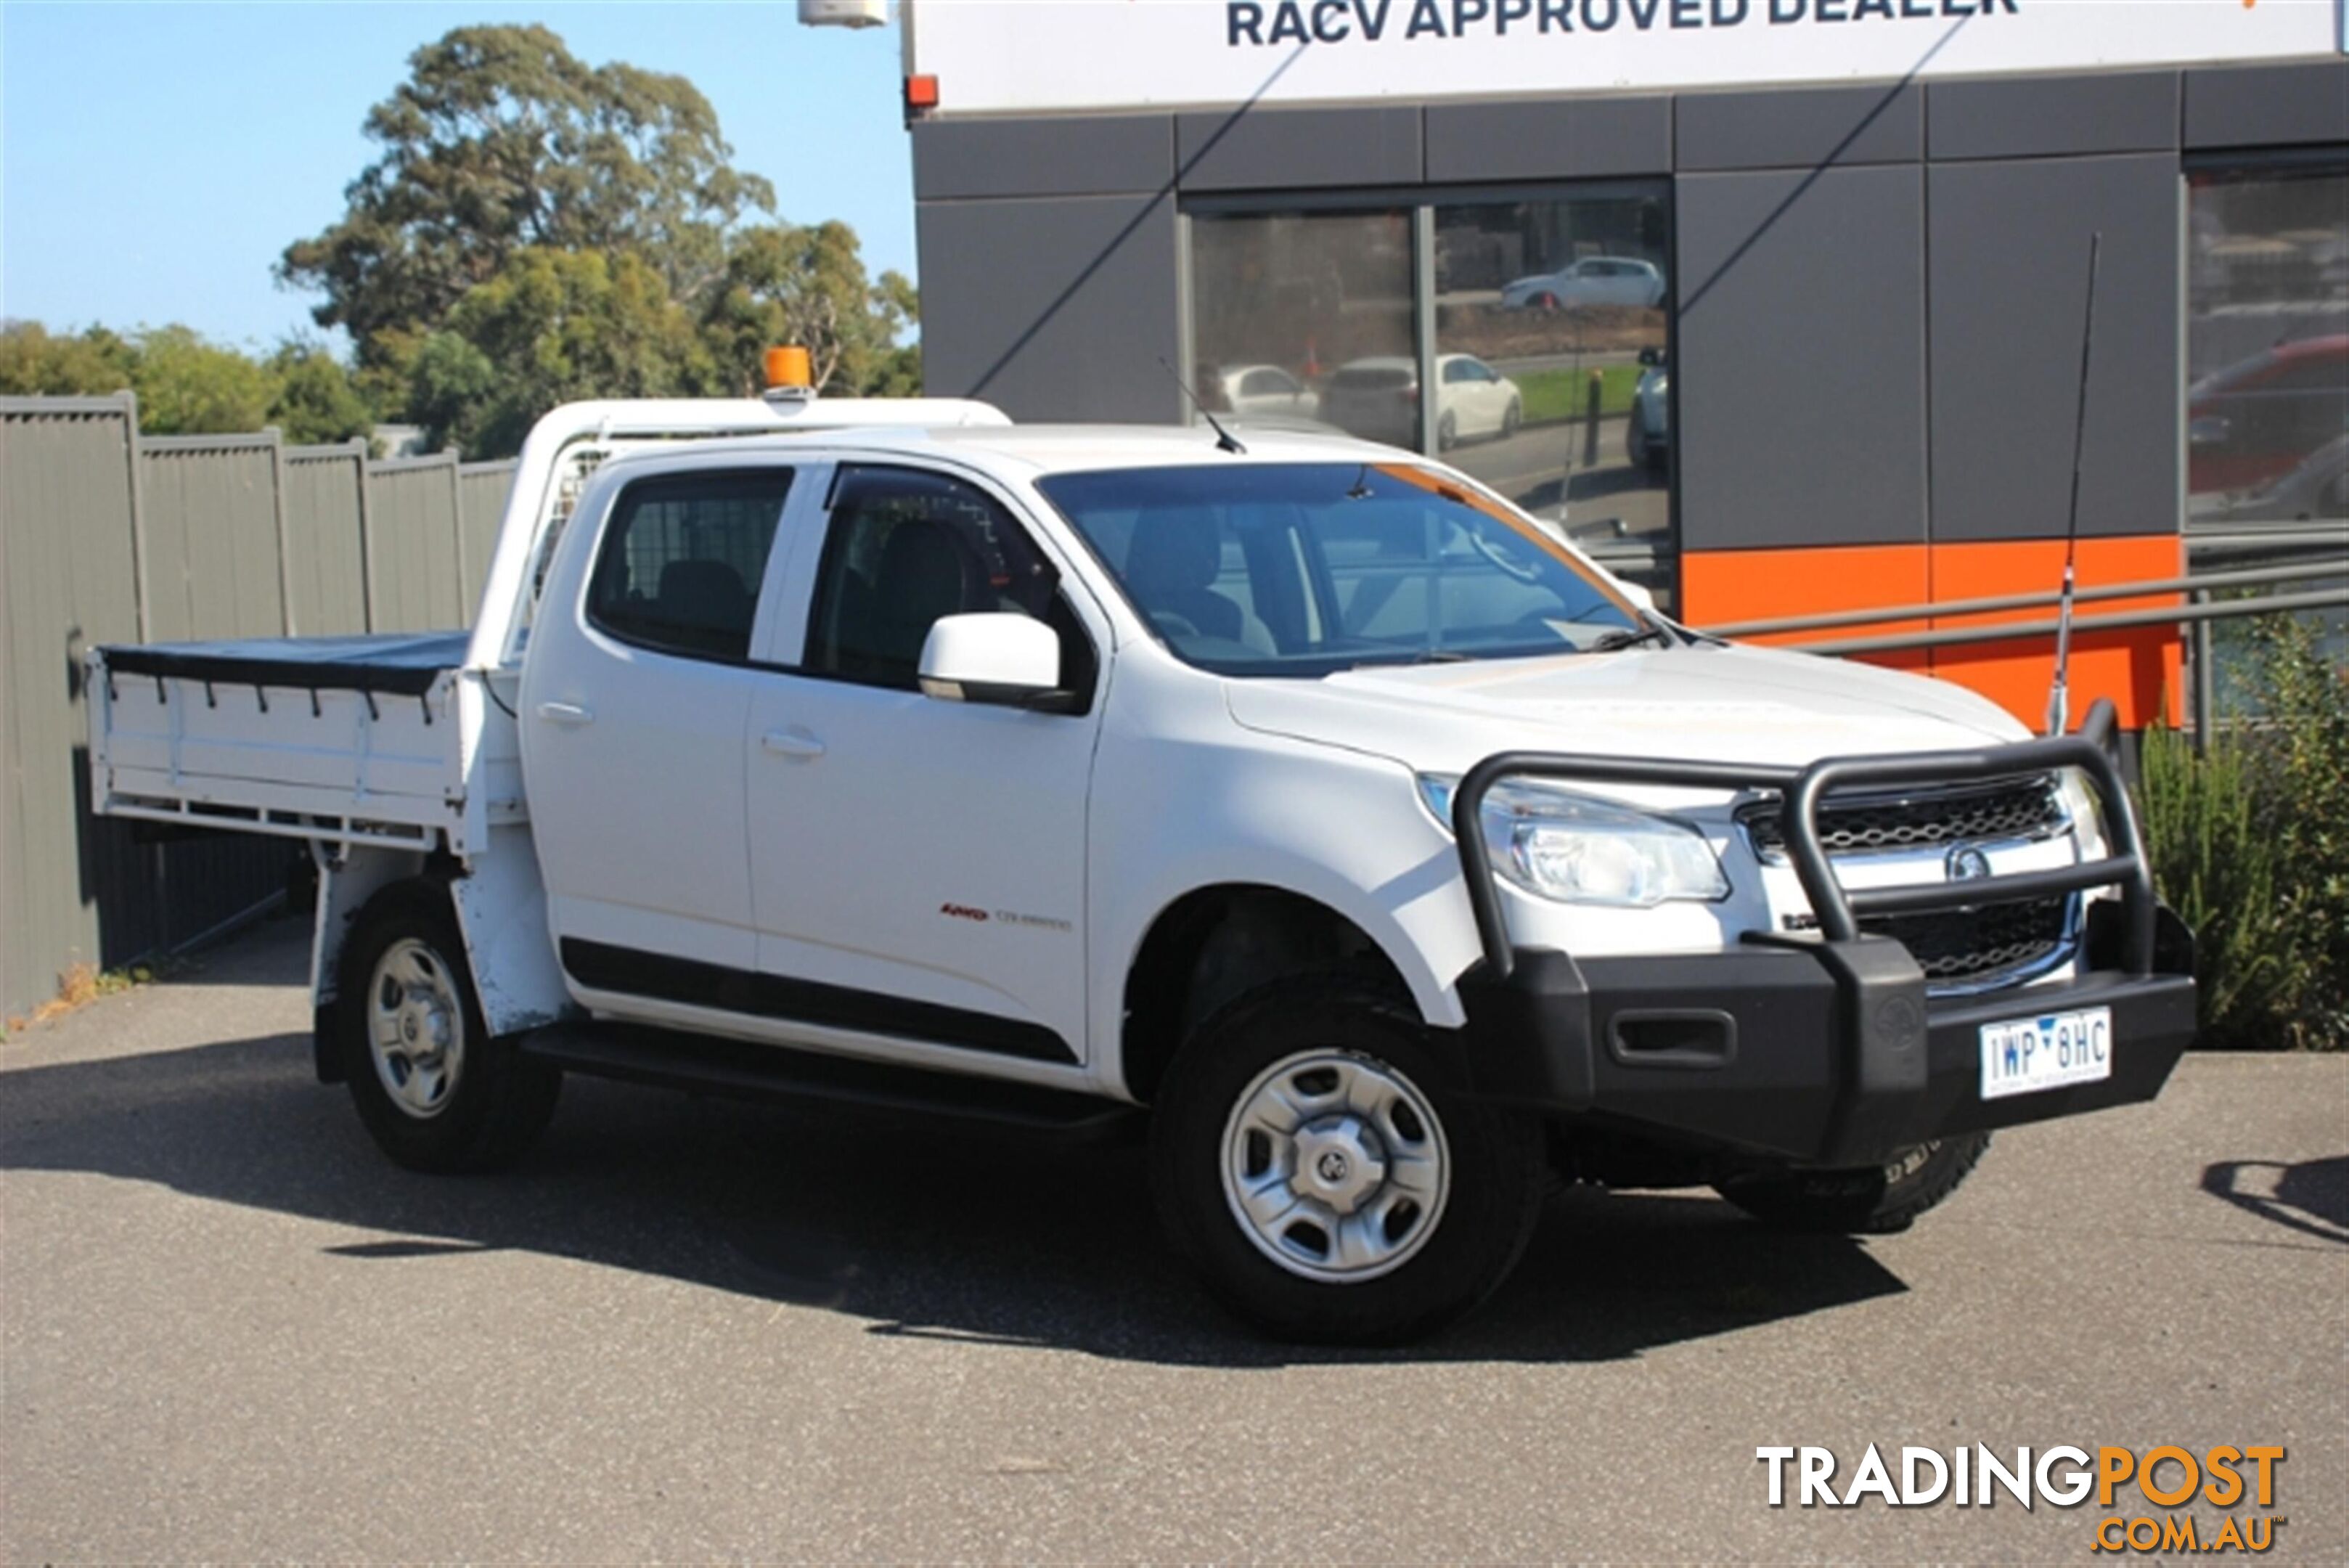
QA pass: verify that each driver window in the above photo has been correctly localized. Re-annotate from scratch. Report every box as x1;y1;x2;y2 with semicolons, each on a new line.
803;465;1096;698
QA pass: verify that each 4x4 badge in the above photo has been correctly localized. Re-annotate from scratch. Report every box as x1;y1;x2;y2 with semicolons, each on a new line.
1945;846;1992;882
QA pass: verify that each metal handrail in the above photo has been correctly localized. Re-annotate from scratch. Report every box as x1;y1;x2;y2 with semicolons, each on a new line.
1699;559;2344;640
1452;700;2154;982
1786;587;2347;658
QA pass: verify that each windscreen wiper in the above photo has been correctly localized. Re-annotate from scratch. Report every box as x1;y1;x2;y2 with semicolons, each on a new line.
1586;622;1674;653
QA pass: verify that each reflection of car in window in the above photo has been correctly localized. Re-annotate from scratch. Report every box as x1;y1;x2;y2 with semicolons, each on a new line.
1214;364;1320;420
1627;347;1670;475
1321;354;1523;450
1500;256;1667;311
2187;334;2349;495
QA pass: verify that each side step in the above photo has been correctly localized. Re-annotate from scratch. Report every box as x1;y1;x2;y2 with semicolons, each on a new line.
518;1021;1139;1143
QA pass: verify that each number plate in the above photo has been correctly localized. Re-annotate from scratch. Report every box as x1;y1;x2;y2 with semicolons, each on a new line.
1979;1007;2114;1100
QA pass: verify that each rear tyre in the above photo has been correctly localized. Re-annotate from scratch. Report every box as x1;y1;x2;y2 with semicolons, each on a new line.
1437;409;1459;451
1150;976;1545;1344
338;883;560;1173
1713;1134;1991;1235
1502;398;1523;439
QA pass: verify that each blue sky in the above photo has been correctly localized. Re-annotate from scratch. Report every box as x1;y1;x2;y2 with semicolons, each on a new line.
1;2;916;352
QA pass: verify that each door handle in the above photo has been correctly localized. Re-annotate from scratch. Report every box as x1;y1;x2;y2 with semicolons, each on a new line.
761;727;826;759
536;701;595;727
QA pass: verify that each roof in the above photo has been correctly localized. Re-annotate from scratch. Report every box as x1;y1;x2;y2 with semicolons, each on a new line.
610;421;1413;478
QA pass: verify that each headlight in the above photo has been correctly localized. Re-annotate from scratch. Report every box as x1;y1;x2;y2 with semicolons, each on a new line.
1421;775;1729;907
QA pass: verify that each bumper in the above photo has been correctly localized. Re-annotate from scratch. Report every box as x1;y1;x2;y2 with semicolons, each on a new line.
1441;698;2197;1168
1450;907;2197;1167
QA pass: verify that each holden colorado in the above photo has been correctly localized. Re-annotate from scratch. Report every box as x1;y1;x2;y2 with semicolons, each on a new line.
86;384;2197;1342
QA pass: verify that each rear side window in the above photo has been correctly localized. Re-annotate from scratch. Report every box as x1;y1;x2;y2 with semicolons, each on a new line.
587;469;796;661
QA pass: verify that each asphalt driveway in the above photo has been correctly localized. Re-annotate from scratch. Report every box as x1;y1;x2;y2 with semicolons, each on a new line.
5;918;2344;1562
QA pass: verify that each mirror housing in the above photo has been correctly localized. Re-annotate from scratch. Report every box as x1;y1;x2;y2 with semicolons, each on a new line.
1637;346;1662;367
1617;579;1658;613
918;613;1066;710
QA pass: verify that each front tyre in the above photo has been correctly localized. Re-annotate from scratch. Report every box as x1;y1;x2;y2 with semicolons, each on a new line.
1713;1134;1991;1235
338;883;560;1173
1150;979;1545;1344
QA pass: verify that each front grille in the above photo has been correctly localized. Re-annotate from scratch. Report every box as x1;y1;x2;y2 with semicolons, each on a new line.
1740;774;2065;859
1861;895;2075;989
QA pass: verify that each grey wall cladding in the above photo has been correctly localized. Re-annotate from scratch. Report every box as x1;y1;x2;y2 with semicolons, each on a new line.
1175;105;1421;190
1928;71;2178;162
2184;60;2349;150
1675;83;1921;172
914;115;1172;200
1426;96;1670;181
1927;155;2181;543
1674;164;1928;551
918;194;1184;422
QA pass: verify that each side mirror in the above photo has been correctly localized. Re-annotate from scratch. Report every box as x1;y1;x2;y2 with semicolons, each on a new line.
918;613;1066;710
1637;346;1661;367
1617;579;1658;614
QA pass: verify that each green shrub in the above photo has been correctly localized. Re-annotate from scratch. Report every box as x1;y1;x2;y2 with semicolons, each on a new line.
2137;613;2348;1050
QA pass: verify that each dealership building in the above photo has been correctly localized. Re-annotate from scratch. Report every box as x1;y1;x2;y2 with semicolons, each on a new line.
865;0;2347;727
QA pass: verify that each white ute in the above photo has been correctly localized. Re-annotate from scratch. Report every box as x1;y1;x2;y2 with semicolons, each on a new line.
88;388;2197;1342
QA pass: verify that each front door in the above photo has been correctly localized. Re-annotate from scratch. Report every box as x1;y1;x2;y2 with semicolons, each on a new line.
743;463;1106;1070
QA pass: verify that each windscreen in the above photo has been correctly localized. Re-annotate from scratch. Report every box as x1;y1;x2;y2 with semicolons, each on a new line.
1037;462;1642;677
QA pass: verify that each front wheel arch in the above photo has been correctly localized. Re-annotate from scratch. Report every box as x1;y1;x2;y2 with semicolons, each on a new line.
1117;883;1418;1106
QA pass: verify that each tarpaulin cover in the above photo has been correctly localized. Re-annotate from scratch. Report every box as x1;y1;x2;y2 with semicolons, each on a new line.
99;632;470;698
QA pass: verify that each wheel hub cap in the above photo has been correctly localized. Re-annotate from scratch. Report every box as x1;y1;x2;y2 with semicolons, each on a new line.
1293;1117;1386;1214
1220;1050;1452;1284
367;937;465;1121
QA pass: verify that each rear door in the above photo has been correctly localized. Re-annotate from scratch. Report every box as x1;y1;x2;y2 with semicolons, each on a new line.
740;462;1108;1073
520;460;806;976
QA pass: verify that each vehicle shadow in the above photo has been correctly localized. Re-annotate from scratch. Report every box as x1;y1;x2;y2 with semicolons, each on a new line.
2202;1157;2349;1245
0;1029;1909;1365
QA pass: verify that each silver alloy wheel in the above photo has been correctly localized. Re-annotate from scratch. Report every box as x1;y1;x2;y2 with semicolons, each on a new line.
368;937;465;1120
1220;1049;1452;1284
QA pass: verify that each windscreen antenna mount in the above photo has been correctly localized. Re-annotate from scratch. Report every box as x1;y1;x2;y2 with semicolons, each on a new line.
1158;357;1246;454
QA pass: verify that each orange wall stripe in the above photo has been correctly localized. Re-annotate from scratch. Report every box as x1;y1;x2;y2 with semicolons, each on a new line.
1928;535;2183;732
1683;536;2184;728
1682;544;1931;673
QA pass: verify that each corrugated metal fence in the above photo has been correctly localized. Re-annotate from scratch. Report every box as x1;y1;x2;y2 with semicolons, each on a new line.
0;393;515;1020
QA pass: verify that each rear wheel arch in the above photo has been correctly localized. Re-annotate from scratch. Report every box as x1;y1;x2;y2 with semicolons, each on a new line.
1116;883;1415;1105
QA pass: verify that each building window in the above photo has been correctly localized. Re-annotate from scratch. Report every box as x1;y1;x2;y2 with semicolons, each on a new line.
1190;207;1414;430
1186;187;1676;609
2186;163;2349;534
1434;194;1672;605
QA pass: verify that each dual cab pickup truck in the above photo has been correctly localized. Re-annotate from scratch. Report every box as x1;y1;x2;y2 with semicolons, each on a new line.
87;389;2197;1343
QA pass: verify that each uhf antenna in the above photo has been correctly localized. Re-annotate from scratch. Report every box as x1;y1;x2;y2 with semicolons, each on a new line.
1158;357;1246;454
2046;231;2102;738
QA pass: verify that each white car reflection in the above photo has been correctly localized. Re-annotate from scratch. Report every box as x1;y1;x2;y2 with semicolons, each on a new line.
1321;354;1524;451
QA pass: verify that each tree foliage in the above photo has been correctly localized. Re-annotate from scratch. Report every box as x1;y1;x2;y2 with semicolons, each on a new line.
407;248;719;454
1;321;372;441
13;25;918;460
275;24;918;454
700;221;920;397
280;24;775;358
0;321;139;396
